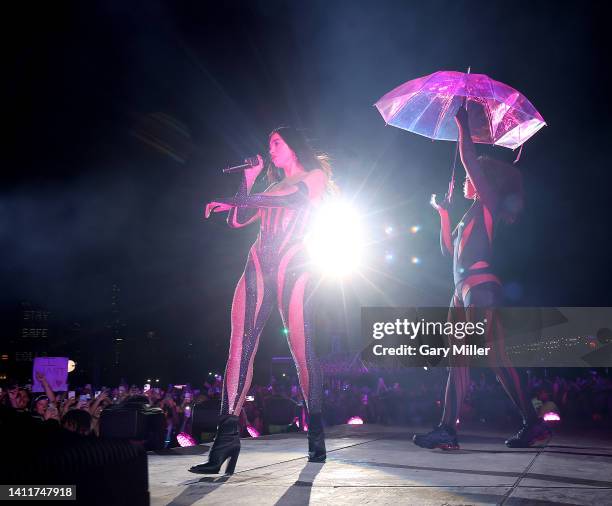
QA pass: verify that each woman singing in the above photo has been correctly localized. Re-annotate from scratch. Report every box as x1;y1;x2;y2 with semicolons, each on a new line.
413;107;551;450
189;127;332;474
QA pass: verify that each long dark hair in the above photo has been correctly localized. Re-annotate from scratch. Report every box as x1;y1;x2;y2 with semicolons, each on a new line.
478;155;523;224
266;126;336;193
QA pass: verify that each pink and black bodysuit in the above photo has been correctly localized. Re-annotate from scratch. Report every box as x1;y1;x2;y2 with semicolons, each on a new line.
440;118;536;429
214;176;322;417
451;192;502;309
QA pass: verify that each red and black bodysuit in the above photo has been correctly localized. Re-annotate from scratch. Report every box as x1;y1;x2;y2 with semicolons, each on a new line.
451;192;501;308
439;116;536;430
214;176;322;417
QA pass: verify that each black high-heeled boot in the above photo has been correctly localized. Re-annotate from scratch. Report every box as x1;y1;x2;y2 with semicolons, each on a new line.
189;414;241;474
307;413;326;462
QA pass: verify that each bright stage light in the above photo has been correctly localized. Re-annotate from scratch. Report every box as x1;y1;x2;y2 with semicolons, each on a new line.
347;416;364;425
411;256;420;264
410;225;421;234
385;251;394;262
305;200;364;277
543;411;560;422
177;432;197;447
246;425;261;438
385;225;394;235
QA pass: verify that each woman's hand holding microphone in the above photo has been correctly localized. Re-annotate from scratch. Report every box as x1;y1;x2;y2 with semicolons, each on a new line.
205;154;264;218
243;154;265;188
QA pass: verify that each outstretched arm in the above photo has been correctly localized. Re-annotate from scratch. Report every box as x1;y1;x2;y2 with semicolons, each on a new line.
205;155;264;227
455;107;497;209
35;371;57;404
207;169;327;217
226;175;261;228
431;194;453;256
215;181;310;209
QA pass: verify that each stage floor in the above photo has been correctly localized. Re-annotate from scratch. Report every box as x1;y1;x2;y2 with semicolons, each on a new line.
148;424;612;505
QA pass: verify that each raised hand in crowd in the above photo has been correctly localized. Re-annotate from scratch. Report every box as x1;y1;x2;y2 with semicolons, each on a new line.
35;371;57;404
44;402;60;422
90;404;105;436
60;396;77;418
90;390;109;413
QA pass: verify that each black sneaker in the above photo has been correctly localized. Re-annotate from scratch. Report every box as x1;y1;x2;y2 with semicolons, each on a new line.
505;419;552;448
413;424;459;450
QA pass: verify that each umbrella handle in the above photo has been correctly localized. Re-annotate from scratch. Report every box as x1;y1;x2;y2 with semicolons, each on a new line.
513;144;524;164
446;140;460;204
461;66;470;110
451;76;469;203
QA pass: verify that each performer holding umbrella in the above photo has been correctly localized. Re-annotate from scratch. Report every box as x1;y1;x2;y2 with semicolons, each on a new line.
375;70;551;448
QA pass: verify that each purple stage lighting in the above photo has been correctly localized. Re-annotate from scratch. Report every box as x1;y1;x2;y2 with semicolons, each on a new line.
543;412;560;422
177;432;197;447
246;425;261;438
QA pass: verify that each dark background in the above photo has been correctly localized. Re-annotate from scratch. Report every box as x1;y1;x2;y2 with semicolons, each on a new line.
2;0;611;384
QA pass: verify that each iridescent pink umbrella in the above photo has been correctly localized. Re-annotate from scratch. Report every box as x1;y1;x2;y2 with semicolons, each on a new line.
375;70;546;150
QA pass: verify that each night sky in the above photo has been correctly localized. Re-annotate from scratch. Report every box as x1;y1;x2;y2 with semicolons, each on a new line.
3;1;611;381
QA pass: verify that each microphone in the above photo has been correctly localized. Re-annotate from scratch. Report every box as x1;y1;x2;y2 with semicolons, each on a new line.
222;156;261;174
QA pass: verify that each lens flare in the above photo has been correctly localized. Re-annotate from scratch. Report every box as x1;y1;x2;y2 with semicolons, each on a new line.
305;200;364;277
347;416;364;425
